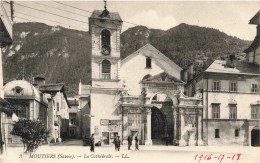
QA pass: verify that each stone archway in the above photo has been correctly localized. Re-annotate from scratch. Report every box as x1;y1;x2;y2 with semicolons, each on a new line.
150;94;174;145
251;129;260;147
151;107;166;140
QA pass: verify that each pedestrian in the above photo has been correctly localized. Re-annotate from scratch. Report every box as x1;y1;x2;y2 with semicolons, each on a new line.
127;135;132;150
135;134;139;150
117;136;121;151
114;136;118;151
165;134;169;146
90;134;95;152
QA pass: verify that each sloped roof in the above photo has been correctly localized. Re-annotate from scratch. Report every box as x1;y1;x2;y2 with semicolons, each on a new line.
90;10;122;22
244;35;260;53
121;44;182;76
39;83;64;92
250;10;260;25
206;60;260;75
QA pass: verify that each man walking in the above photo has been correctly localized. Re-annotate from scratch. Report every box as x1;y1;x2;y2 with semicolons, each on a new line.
90;134;95;152
117;136;121;151
114;136;118;151
127;135;132;150
135;134;139;150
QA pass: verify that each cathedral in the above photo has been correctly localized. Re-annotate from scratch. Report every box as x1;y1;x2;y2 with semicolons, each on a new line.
79;7;203;146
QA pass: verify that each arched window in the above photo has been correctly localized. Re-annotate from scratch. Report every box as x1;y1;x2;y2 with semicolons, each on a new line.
101;29;110;47
102;60;111;79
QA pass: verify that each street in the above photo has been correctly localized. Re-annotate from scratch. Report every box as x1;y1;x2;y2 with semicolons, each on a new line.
1;139;260;163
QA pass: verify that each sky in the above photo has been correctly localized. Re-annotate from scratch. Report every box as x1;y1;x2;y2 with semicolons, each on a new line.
3;1;260;41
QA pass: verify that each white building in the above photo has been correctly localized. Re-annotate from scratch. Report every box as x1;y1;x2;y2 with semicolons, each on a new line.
185;58;260;146
79;7;202;146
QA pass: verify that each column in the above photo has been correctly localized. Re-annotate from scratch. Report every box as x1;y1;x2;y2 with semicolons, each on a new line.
197;109;204;146
173;107;177;145
145;108;152;145
179;109;186;146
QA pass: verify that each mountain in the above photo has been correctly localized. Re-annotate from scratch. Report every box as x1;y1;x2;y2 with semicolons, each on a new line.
2;22;251;96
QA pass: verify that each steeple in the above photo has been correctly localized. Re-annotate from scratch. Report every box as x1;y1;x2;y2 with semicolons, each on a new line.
100;0;110;18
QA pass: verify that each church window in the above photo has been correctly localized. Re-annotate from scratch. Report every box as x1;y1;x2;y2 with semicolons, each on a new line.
146;57;151;68
101;29;110;47
102;60;111;79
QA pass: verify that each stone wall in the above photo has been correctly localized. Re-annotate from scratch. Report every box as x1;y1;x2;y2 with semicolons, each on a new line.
206;120;248;146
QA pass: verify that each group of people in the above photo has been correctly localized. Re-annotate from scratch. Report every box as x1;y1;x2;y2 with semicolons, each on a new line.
89;133;140;152
127;134;139;150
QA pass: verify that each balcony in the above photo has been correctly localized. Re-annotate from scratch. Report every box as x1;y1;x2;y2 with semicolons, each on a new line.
0;2;12;47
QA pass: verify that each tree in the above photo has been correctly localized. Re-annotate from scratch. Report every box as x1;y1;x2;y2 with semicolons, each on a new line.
10;119;49;153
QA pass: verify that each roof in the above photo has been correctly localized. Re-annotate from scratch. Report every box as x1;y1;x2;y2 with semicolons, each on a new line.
4;80;48;105
244;35;260;53
39;83;70;108
250;10;260;25
39;83;64;92
121;43;182;76
205;60;260;75
89;10;122;22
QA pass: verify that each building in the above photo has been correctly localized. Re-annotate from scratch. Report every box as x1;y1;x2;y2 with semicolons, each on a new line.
0;1;13;154
244;10;260;65
39;81;70;141
78;82;91;139
185;57;260;146
3;80;48;145
68;97;79;138
79;6;202;146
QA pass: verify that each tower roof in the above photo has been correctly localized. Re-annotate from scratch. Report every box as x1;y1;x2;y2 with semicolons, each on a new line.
89;10;122;22
249;10;260;25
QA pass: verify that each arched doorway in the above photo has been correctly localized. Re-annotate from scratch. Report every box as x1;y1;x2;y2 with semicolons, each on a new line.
151;107;166;139
251;129;260;147
151;94;174;145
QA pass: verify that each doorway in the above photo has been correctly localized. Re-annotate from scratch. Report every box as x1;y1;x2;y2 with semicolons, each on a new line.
251;129;260;147
102;132;109;145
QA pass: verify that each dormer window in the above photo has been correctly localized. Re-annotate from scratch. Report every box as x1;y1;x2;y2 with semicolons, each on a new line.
146;57;151;68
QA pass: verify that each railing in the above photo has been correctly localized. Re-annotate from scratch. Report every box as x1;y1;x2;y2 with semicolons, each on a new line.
0;1;12;39
102;73;111;80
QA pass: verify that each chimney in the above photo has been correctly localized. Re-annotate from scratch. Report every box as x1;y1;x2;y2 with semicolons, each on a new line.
226;54;236;68
33;76;46;86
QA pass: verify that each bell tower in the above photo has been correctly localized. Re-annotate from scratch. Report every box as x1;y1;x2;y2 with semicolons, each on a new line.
89;3;123;88
88;3;124;140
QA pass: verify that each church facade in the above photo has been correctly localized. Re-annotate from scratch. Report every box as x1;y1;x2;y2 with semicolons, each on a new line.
79;8;203;146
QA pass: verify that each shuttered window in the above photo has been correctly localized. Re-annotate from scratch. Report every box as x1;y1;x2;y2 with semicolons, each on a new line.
102;60;111;79
229;104;237;119
212;104;220;119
